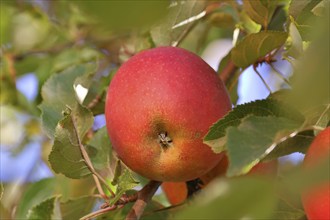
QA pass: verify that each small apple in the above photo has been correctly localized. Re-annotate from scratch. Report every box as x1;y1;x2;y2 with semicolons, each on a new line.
161;181;188;206
301;127;330;220
105;47;232;182
162;154;278;205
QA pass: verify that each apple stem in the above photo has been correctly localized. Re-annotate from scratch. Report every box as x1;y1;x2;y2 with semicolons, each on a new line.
125;180;162;220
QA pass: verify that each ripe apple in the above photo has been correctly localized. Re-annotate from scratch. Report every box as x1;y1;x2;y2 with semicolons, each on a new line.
301;127;330;220
162;154;278;205
105;47;232;182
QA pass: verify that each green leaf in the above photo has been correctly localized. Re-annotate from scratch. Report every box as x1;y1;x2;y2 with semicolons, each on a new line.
88;127;112;170
111;160;122;186
284;18;304;59
49;103;94;179
217;51;232;75
60;196;96;220
288;0;322;41
16;178;56;219
264;130;314;160
52;48;100;73
303;104;330;133
204;99;304;153
39;64;93;138
110;169;139;205
243;0;277;28
231;31;288;68
208;4;239;29
289;0;321;19
288;12;329;112
174;177;277;219
267;5;287;31
74;69;110;115
0;3;15;45
27;196;61;220
150;0;206;46
226;116;302;177
272;198;305;220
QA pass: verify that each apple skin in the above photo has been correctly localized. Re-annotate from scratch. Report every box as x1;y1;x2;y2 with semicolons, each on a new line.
161;181;188;206
162;154;278;205
105;47;232;182
301;127;330;220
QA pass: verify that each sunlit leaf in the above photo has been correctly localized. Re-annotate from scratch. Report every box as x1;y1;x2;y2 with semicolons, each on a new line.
226;116;302;177
150;0;206;46
204;99;304;153
231;31;288;68
49;104;94;179
39;64;93;138
74;69;110;115
52;48;100;73
16;178;56;219
174;177;277;219
110;169;139;205
289;0;322;41
284;18;304;59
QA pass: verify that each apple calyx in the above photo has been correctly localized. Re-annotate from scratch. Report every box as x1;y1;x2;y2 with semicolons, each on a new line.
158;131;173;149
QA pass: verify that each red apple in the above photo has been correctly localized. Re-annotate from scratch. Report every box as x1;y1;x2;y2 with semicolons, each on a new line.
302;127;330;220
105;47;232;182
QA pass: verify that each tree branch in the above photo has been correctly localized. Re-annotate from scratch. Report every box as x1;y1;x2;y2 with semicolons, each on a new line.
125;181;162;220
219;60;237;85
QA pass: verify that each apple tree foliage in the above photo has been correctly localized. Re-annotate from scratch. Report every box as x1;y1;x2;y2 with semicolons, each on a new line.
1;0;329;219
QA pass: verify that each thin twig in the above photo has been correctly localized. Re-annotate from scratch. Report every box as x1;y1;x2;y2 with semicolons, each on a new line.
80;205;118;220
125;181;162;220
171;2;220;47
69;113;115;198
253;65;272;94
